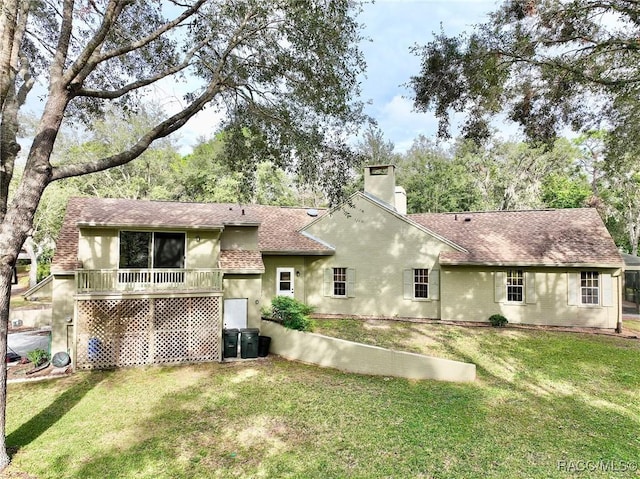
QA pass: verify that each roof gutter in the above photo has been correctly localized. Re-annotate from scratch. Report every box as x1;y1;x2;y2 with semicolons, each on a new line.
439;260;625;269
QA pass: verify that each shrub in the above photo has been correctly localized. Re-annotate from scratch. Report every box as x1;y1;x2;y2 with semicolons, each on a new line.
268;296;315;332
488;314;508;327
37;262;51;282
26;348;49;367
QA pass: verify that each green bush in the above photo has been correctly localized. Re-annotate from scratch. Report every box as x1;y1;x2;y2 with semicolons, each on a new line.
37;262;51;282
488;314;508;327
268;296;315;332
26;348;49;367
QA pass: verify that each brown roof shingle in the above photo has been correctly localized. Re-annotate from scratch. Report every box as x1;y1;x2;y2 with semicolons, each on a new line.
218;250;265;273
52;198;330;270
410;208;623;267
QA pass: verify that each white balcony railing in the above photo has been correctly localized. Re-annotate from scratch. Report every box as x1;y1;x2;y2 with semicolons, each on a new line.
76;269;223;294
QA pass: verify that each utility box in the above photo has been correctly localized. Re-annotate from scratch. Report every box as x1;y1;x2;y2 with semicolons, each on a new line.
240;328;259;359
223;329;240;358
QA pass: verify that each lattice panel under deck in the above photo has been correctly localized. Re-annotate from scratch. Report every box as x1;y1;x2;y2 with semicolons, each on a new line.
76;296;221;369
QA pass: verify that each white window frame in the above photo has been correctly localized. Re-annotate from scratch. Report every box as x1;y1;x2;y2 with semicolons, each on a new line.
580;271;600;305
404;269;439;301
323;267;355;298
413;268;429;299
506;269;524;303
333;267;347;297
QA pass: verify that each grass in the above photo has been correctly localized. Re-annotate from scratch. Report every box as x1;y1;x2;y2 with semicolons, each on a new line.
4;320;640;479
624;318;640;333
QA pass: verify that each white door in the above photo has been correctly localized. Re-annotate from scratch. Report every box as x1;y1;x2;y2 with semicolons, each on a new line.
276;267;295;297
223;298;248;329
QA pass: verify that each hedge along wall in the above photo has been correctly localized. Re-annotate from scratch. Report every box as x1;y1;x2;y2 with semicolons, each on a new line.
260;320;476;383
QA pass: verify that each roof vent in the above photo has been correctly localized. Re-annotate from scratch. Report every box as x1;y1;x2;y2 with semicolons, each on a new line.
306;208;319;217
464;217;471;222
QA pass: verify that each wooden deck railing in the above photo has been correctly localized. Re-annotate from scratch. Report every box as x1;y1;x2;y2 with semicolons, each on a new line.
76;269;223;294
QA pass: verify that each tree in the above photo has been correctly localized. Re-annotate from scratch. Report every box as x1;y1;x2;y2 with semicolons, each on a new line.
454;137;579;211
58;104;181;200
396;136;480;213
0;0;366;468
410;1;640;144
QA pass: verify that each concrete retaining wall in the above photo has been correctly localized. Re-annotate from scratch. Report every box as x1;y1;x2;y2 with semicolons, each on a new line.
10;307;52;329
260;320;476;382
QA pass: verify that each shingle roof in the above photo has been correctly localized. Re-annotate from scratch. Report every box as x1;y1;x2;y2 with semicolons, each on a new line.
218;250;265;273
51;198;85;272
52;197;330;271
74;197;261;228
410;208;623;267
53;198;622;272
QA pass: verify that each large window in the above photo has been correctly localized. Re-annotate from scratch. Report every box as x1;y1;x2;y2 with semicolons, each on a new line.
581;271;599;305
120;231;185;269
119;231;185;283
506;270;524;303
414;269;429;299
333;267;347;296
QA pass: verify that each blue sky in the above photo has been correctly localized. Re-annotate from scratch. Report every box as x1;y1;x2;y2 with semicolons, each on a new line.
177;1;499;153
357;0;496;151
19;2;500;156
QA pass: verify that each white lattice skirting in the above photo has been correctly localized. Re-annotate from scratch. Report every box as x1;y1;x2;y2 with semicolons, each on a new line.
76;296;222;369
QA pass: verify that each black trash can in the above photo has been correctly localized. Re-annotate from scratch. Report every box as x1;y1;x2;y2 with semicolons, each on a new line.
258;336;271;357
223;329;240;358
240;328;260;359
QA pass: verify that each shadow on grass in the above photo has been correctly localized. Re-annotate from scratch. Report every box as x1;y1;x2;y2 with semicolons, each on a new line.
7;372;106;456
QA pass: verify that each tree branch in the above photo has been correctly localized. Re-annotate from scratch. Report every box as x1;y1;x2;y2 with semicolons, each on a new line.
61;0;127;87
50;0;75;82
76;37;207;99
50;79;224;180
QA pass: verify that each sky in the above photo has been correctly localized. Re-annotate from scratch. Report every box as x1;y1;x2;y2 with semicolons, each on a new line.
19;1;500;156
178;0;499;154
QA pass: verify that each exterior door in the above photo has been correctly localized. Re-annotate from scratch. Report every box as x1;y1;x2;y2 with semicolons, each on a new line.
276;267;295;297
223;298;248;329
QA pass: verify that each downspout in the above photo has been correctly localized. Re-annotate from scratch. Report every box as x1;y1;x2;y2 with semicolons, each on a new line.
616;272;623;334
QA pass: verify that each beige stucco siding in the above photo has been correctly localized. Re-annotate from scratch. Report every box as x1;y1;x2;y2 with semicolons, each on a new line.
261;256;307;304
78;227;220;269
50;274;75;356
302;195;456;319
220;226;258;250
223;275;262;328
186;230;219;268
78;228;118;269
441;267;619;329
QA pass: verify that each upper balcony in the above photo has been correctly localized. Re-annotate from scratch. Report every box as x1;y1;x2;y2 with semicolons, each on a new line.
76;268;223;294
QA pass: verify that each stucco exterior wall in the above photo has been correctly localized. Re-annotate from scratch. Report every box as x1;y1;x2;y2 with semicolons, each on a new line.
10;306;51;329
220;226;258;250
50;274;76;356
302;195;455;319
260;320;475;382
186;230;219;268
78;227;221;269
78;228;118;269
223;275;262;328
441;267;620;329
261;256;307;304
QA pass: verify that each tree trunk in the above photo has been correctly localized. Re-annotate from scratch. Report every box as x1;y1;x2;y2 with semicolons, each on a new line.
23;236;37;288
0;261;13;469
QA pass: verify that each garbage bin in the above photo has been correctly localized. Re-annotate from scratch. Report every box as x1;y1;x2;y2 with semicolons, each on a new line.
240;328;260;359
258;335;271;357
223;329;240;358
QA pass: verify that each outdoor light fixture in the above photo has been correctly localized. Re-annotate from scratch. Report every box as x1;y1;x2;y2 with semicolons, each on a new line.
296;271;301;277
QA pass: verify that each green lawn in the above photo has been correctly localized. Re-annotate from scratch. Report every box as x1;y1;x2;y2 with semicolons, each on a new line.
4;320;640;478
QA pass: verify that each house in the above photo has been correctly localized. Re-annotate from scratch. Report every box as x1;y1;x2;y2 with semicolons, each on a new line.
50;165;624;369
